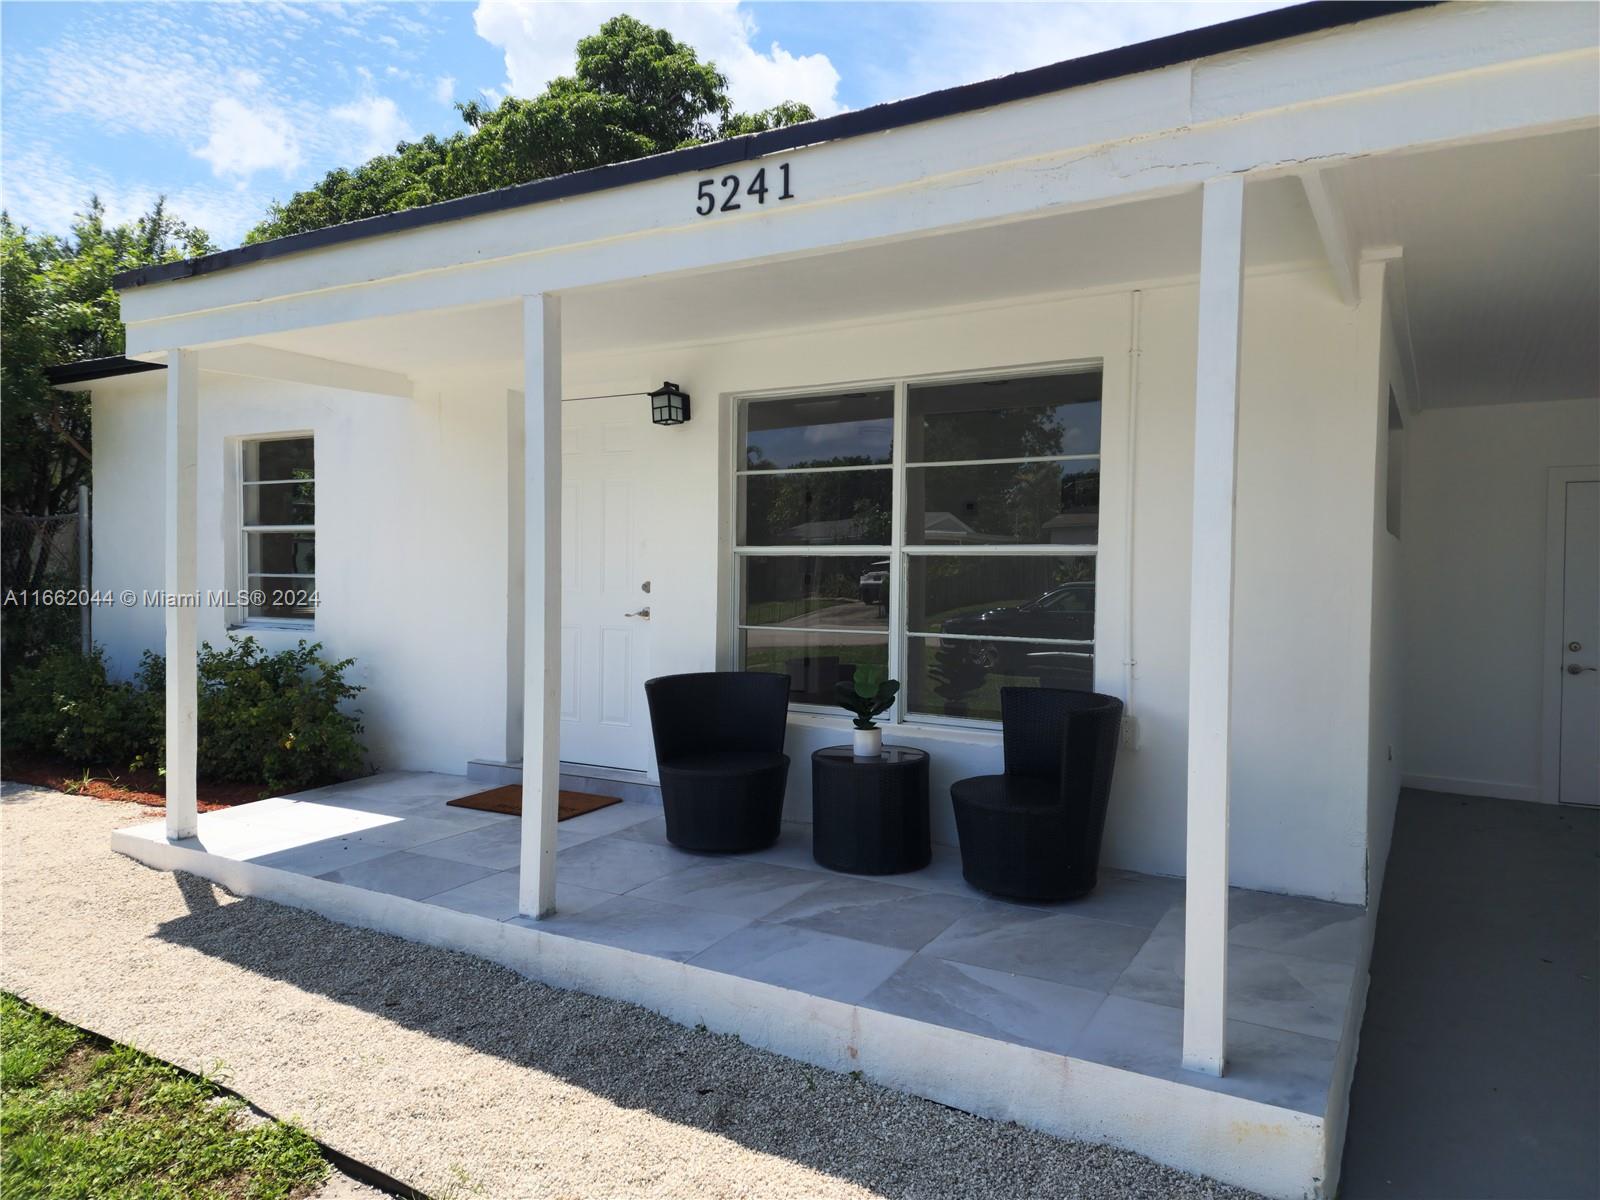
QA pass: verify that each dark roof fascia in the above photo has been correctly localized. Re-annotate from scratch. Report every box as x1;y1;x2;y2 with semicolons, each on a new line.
44;356;166;386
113;1;1435;291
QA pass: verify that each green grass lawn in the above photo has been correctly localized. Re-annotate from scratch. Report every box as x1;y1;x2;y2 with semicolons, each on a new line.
1;993;328;1200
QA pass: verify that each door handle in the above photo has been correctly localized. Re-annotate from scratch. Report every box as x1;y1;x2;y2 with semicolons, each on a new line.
1567;663;1596;675
625;607;651;620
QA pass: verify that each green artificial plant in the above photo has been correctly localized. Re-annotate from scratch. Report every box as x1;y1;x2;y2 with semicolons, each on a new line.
833;664;900;730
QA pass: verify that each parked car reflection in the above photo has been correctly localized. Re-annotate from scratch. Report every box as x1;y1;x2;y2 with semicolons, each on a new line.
941;582;1094;665
858;560;890;612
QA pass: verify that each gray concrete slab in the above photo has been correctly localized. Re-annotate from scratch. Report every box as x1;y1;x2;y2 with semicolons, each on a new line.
107;770;1364;1121
1341;790;1599;1200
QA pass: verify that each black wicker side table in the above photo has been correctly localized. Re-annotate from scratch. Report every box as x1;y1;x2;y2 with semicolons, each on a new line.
810;745;931;875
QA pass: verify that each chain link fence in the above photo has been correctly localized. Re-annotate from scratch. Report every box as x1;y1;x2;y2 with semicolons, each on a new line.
2;493;91;677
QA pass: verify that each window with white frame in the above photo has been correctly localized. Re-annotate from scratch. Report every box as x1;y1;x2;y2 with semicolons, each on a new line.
733;367;1101;723
239;435;316;622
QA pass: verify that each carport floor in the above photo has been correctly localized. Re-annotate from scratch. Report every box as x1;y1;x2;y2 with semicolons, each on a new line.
1340;789;1599;1200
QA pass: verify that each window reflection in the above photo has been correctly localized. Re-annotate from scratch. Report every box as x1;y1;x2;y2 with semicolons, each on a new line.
739;472;892;546
733;367;1105;723
741;556;890;630
741;391;894;469
906;460;1099;545
907;638;1094;722
907;372;1101;463
739;630;888;706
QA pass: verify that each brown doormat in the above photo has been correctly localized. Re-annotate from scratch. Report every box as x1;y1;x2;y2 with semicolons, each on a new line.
447;785;622;820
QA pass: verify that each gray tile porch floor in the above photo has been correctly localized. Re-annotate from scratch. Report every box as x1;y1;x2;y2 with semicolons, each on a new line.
165;770;1368;1117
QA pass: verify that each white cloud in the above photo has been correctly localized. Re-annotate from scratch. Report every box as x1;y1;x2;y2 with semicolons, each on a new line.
1;146;270;245
857;3;1288;104
194;97;302;177
728;36;841;115
393;14;431;38
473;1;842;117
434;74;457;104
25;48;195;141
3;0;449;237
332;95;416;160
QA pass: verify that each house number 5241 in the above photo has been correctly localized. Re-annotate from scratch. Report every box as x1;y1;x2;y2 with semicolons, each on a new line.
696;163;795;216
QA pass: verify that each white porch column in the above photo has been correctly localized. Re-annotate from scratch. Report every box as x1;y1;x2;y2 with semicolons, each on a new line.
504;388;525;764
517;294;562;918
1182;176;1245;1076
163;349;200;840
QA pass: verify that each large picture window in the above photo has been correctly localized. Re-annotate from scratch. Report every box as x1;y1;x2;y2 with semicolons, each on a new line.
734;368;1101;723
239;434;315;622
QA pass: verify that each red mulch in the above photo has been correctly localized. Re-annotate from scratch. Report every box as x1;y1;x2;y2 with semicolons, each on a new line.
1;755;271;813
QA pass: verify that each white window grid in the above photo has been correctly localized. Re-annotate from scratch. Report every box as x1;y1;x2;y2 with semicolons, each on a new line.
237;433;315;626
731;364;1102;729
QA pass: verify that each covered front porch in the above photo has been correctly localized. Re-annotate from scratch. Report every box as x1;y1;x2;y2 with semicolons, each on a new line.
96;9;1596;1195
113;769;1366;1198
142;166;1325;1103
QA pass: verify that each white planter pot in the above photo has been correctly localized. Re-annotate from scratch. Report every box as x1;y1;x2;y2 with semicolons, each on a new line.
853;727;883;758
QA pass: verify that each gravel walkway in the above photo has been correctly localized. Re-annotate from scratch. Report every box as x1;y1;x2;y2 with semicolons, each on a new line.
310;1170;389;1199
1;785;1260;1200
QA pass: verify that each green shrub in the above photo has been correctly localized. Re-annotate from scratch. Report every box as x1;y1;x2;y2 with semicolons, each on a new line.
3;647;157;767
2;637;366;792
194;637;366;792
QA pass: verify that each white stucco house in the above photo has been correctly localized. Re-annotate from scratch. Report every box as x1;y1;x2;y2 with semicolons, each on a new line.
50;3;1598;1196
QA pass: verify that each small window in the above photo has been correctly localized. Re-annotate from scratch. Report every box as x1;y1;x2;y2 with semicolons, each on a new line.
240;435;315;621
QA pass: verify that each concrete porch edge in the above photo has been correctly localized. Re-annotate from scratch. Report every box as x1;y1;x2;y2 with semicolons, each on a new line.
111;824;1331;1200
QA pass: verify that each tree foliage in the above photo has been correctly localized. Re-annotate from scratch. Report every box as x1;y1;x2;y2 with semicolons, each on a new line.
247;15;815;243
1;198;213;518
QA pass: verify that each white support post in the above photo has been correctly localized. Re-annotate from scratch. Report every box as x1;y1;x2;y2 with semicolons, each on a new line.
164;350;200;841
518;294;562;918
1182;176;1245;1077
504;389;525;764
78;483;91;655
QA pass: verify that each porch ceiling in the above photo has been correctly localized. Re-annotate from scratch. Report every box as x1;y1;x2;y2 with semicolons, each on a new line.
1329;125;1599;409
244;127;1598;409
248;177;1321;375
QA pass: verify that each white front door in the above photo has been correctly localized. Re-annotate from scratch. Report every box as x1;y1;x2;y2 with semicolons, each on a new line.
559;396;653;772
1557;479;1598;806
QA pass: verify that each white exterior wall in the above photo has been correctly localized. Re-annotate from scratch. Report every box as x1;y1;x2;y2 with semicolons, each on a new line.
1400;395;1600;803
91;370;517;774
91;265;1381;902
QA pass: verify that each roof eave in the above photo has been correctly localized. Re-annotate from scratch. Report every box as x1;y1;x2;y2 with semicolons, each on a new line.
45;356;166;387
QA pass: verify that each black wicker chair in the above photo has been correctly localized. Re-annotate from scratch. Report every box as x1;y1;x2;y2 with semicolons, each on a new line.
644;671;792;852
951;687;1124;901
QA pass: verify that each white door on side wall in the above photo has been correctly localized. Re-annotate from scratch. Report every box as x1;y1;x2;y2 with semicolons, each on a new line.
559;395;654;772
1557;479;1598;806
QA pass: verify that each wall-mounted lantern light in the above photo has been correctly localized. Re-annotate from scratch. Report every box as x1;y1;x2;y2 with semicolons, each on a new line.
649;381;691;426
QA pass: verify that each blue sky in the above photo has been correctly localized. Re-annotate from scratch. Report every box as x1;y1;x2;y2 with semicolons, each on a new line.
1;1;1284;247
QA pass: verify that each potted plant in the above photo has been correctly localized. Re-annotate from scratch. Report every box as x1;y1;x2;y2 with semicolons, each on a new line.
834;665;900;757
